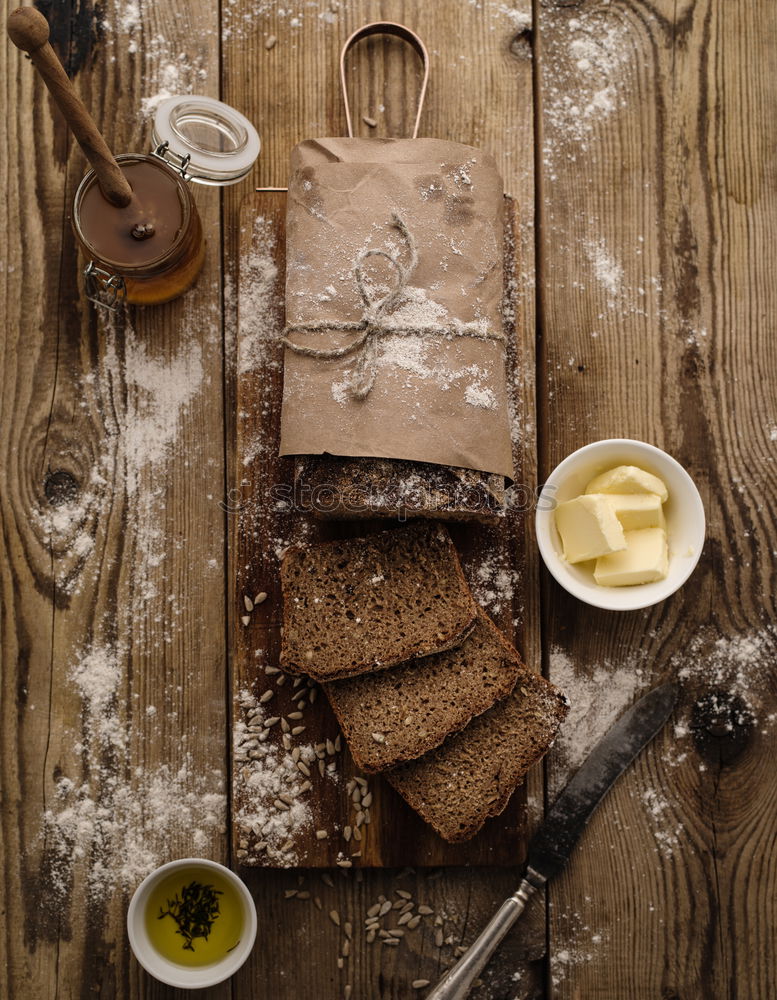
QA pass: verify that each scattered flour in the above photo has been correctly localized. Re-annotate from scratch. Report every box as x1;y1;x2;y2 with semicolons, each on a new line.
549;646;646;775
583;238;625;300
41;643;226;904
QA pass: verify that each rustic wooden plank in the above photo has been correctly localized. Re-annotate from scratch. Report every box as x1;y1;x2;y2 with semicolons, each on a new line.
223;0;543;995
0;2;228;998
536;0;777;997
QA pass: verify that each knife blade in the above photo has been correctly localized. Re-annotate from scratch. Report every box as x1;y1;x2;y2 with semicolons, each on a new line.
525;680;678;884
426;681;679;1000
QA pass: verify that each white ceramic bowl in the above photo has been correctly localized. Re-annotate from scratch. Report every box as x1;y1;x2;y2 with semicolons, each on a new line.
127;858;257;989
536;439;705;611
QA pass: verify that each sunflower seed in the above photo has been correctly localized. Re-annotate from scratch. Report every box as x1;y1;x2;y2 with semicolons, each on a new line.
361;792;373;808
255;591;268;605
342;939;350;957
435;929;445;948
329;909;341;926
297;761;311;777
274;799;290;811
244;595;254;612
264;665;281;675
326;739;336;756
318;759;325;777
281;718;290;733
363;115;377;127
397;912;412;926
310;688;318;703
279;793;294;806
297;891;311;900
337;859;353;868
314;896;322;910
291;726;306;736
276;673;286;686
316;829;328;840
370;732;385;743
366;929;376;943
284;889;298;899
337;957;344;969
383;938;400;947
288;711;303;720
379;900;392;917
265;716;280;728
407;915;422;929
264;34;277;50
390;928;405;937
241;615;251;627
412;981;431;990
344;921;353;940
344;986;352;1000
259;690;274;704
343;826;352;842
418;905;433;915
299;780;312;793
396;889;412;900
282;733;292;749
321;874;335;888
367;903;381;918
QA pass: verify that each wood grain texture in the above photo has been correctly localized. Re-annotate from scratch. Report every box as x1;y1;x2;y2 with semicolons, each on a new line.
1;1;228;998
536;0;777;997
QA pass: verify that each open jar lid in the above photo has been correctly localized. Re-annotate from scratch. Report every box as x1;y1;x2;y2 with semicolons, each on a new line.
152;96;260;185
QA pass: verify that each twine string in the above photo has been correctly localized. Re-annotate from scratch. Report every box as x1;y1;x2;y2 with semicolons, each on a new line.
281;214;505;400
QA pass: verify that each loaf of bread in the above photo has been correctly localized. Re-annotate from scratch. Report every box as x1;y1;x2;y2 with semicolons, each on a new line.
279;522;477;682
323;608;522;772
387;669;569;842
294;455;505;523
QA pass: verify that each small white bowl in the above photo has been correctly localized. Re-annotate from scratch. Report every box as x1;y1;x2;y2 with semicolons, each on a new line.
536;439;705;611
127;858;257;989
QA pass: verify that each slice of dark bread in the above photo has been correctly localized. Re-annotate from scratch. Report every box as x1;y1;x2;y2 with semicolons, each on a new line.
323;608;523;772
387;669;569;842
294;455;505;523
279;522;478;682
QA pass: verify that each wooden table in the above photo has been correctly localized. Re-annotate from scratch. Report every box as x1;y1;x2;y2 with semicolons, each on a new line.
2;1;775;997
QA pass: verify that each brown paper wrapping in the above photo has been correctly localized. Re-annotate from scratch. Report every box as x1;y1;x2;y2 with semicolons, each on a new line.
279;138;514;480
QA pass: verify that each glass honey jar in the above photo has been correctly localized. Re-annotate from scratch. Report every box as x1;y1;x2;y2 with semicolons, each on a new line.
72;96;260;307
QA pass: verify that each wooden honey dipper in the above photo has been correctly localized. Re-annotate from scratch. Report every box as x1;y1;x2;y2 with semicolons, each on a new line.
7;6;133;207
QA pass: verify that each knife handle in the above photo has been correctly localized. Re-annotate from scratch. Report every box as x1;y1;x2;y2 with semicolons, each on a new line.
425;877;540;1000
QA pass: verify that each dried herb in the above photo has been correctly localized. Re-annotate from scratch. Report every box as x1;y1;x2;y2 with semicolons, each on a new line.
158;880;222;951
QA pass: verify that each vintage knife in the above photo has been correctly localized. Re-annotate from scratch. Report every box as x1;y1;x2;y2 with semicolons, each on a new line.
426;682;678;1000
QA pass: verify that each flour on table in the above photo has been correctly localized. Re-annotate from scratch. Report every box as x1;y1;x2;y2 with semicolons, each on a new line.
39;642;226;905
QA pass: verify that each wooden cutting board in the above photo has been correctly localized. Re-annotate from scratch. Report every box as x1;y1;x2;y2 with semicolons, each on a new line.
231;190;536;867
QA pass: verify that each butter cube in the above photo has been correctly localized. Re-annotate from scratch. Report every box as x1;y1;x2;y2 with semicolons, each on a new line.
555;494;627;564
585;465;668;503
604;493;665;531
594;528;669;587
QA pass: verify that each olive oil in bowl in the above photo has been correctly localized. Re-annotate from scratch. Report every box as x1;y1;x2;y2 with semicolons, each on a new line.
128;858;257;988
144;865;243;966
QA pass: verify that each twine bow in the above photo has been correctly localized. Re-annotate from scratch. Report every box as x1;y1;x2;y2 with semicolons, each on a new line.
281;214;505;400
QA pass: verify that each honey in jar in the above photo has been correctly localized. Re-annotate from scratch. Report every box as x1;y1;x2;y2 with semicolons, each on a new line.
72;96;261;307
73;153;204;306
